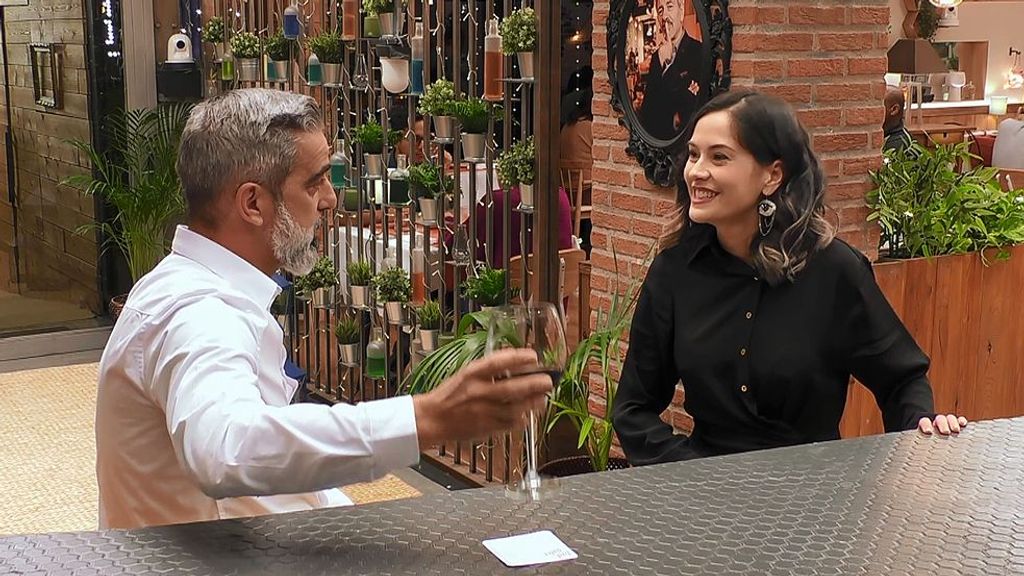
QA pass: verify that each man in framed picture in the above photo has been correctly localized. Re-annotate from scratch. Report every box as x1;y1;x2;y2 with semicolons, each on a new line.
640;0;703;141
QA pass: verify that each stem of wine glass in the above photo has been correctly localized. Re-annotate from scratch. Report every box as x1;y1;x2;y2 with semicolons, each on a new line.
526;409;540;490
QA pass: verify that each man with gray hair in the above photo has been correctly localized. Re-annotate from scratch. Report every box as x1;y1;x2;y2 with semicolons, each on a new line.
95;89;551;530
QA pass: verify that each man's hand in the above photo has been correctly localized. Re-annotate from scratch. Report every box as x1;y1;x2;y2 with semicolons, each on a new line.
918;414;969;435
413;349;553;450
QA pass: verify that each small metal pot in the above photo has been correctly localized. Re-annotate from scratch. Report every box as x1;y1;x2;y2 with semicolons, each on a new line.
364;153;384;178
267;59;288;82
517;52;534;80
339;342;361;366
432;115;457;141
237;58;260;82
418;198;438;225
343;187;362;212
363;14;380;38
419;328;439;352
310;287;336;309
378;12;404;37
461;132;487;162
322;63;343;87
384;301;406;325
350;285;372;309
519;183;534;208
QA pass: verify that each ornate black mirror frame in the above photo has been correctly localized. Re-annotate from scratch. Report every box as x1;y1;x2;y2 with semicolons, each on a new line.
607;0;732;187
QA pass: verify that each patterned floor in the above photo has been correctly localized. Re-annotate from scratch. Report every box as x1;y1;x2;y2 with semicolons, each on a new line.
0;362;421;536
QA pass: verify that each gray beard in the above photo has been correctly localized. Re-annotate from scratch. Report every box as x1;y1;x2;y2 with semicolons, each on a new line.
271;202;319;276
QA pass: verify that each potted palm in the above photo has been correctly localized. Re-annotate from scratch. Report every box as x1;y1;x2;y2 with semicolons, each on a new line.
295;255;339;309
497;136;535;208
416;299;442;351
202;16;225;62
500;7;537;80
347;259;373;308
373;266;412;324
64;104;192;318
453;97;491;162
419;79;458;141
408;162;450;224
462;265;517;308
307;30;343;87
230;31;261;81
264;31;291;82
335;313;362;366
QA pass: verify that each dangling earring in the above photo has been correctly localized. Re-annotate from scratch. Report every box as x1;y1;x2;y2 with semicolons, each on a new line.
758;197;777;237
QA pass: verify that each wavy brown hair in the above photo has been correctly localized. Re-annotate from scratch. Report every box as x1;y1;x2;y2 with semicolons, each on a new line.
661;90;835;285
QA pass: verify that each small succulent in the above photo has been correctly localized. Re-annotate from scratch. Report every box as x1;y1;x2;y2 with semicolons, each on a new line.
372;266;412;303
264;31;292;61
335;314;362;344
462;265;518;307
418;79;458;117
294;255;339;294
500;7;537;54
347;259;373;286
230;31;261;59
306;30;343;64
201;16;225;44
416;300;442;330
453;98;492;134
408;162;452;200
352;117;402;154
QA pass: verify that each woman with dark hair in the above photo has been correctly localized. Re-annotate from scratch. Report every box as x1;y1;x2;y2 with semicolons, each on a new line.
612;90;967;465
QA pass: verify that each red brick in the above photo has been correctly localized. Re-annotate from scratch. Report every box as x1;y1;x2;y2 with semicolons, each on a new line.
609;190;653;214
821;158;842;178
789;58;845;78
592;8;609;25
757;7;788;24
788;6;846;25
759;83;815;104
844;106;884;127
850;6;889;25
812;132;870;153
594;166;631;188
836;205;873;230
592;120;627;140
817;33;875;52
592;210;632;233
842;154;883;175
848;56;889;76
730;6;757;25
653;198;677;214
591;53;609;74
814;82;874;103
609;145;633;164
592;144;611;163
592;98;613;118
797;108;843;128
826;181;871;202
593;76;613;96
733;33;814;54
633;218;666;239
732;58;785;81
610;236;654;258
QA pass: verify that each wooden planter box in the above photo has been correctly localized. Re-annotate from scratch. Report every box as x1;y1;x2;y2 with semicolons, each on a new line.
840;245;1024;438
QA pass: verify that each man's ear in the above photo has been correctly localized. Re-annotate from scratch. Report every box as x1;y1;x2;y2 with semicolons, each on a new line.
233;182;272;227
763;160;785;197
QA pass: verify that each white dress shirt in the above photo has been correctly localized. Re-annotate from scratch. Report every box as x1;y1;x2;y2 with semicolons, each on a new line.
96;226;420;530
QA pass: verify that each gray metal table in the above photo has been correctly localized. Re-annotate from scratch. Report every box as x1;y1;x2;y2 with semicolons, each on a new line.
3;417;1023;575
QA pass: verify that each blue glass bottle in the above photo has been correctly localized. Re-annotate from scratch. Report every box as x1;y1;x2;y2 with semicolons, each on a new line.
307;53;322;86
283;2;301;39
410;22;424;96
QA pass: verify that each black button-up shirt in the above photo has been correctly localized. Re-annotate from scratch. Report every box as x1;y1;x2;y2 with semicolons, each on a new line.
613;224;935;465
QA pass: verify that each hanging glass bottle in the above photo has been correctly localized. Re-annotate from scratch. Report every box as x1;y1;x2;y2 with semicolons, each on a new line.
365;327;386;379
307;53;322;86
483;18;504;102
283;2;301;39
341;0;358;41
330;138;351;189
410;21;425;96
220;49;235;81
388;154;411;205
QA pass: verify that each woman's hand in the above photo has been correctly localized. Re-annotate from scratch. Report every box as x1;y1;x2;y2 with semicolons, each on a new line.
918;414;968;435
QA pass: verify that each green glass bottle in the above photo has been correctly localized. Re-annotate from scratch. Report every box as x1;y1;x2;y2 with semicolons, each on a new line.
365;327;386;379
307;53;322;86
220;51;235;81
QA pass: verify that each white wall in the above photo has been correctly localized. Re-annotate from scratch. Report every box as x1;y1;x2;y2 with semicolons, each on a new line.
932;2;1024;99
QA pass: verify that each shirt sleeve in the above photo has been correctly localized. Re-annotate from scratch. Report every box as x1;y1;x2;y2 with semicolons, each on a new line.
149;298;420;499
841;254;935;431
612;254;691;465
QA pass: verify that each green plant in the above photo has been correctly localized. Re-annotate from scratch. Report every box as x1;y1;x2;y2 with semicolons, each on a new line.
63;104;192;283
496;136;535;188
230;31;261;59
306;30;343;64
335;314;362;344
453;98;492;134
546;246;650;472
294;255;339;295
352;118;401;154
867;142;1024;260
372;266;411;302
462;265;518;306
264;31;292;61
403;310;491;395
417;300;442;330
347;259;373;286
916;1;939;42
500;7;537;54
418;79;458;117
362;0;401;14
202;16;225;44
408;162;452;199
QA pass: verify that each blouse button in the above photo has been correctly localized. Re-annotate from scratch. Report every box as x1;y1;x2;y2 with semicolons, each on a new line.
745;311;753;319
740;385;748;393
740;348;747;356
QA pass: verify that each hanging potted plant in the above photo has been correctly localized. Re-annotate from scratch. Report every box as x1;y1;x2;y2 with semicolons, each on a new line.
462;265;517;308
367;0;405;37
361;0;389;38
335;313;362;366
353;118;387;178
497;136;535;208
372;266;412;324
307;30;344;87
408;162;450;224
264;31;291;82
453;97;492;162
64;104;192;318
416;299;442;352
500;7;537;80
342;185;365;212
230;31;261;82
294;255;339;309
202;15;225;61
347;259;373;308
418;79;458;141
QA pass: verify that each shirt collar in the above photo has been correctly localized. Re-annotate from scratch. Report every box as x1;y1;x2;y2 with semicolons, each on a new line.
170;225;282;310
680;223;716;266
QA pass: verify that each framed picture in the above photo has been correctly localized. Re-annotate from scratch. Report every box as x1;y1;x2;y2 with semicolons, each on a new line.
608;0;732;187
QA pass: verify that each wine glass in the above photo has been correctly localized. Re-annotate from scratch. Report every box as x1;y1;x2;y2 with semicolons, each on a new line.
485;302;567;501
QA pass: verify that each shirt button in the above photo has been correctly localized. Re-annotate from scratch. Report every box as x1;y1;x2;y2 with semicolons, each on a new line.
740;348;747;356
745;311;753;319
740;385;748;393
753;276;759;282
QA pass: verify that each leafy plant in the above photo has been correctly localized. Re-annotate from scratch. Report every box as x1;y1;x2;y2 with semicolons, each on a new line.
362;0;401;14
347;259;373;286
416;299;442;330
230;31;261;59
408;162;452;199
294;255;339;295
202;16;225;44
500;7;537;54
546;246;650;472
496;136;535;188
462;265;518;306
867;142;1024;260
916;0;939;42
63;104;192;283
453;98;492;134
372;266;411;302
403;310;491;395
352;118;401;154
335;314;362;344
264;31;292;61
418;79;458;117
306;30;343;64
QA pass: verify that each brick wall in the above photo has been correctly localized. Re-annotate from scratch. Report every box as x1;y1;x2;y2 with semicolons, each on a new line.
590;0;890;439
0;0;99;310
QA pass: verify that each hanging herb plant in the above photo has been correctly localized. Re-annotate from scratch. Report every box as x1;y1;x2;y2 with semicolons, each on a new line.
307;30;343;64
453;98;493;134
500;7;537;54
362;0;401;15
496;136;535;188
230;31;261;59
408;162;452;199
353;118;402;154
418;79;458;117
264;32;291;61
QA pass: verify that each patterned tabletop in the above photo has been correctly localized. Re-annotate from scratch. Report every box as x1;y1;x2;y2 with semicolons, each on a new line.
3;417;1022;575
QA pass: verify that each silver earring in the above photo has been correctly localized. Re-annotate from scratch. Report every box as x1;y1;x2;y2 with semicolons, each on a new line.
758;197;777;237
